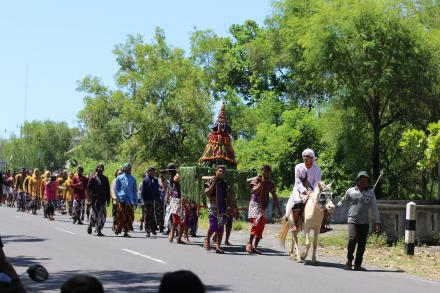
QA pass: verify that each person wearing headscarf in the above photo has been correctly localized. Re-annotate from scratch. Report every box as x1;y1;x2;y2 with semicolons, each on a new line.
19;170;32;212
14;168;27;207
87;164;110;236
71;166;88;225
40;171;52;218
29;169;42;214
246;165;281;254
284;148;322;232
64;172;75;217
114;163;137;237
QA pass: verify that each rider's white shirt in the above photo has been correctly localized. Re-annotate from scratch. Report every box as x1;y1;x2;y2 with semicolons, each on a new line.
294;163;321;193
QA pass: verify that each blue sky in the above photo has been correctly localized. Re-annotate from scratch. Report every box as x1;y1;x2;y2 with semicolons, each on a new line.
0;0;272;137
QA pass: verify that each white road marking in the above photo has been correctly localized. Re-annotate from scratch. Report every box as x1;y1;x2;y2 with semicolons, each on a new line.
54;227;76;235
122;249;167;264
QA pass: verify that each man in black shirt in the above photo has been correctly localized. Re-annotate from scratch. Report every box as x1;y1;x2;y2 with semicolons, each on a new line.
87;164;110;236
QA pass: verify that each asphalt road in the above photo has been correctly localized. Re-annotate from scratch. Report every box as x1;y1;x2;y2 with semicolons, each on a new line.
1;207;439;293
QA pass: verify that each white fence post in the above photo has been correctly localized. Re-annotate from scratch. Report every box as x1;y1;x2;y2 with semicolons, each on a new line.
404;202;416;256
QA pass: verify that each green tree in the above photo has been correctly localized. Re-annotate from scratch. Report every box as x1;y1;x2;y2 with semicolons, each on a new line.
271;0;440;197
235;108;324;189
77;29;213;167
0;120;77;170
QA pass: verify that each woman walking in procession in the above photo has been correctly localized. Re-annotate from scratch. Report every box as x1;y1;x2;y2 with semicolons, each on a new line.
44;175;59;221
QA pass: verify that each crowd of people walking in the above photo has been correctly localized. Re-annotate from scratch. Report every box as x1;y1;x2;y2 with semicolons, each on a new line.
0;148;381;269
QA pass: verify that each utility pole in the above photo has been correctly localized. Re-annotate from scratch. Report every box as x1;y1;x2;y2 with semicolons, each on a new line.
24;65;28;123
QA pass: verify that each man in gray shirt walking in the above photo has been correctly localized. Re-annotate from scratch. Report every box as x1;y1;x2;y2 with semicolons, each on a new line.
338;171;380;271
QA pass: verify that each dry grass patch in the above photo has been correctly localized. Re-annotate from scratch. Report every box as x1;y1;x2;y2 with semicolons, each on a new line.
316;232;440;281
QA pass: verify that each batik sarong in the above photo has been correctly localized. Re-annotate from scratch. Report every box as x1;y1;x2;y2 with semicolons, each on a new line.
154;200;164;229
90;203;107;231
114;202;134;234
170;197;185;224
248;199;264;225
143;200;157;233
72;199;84;222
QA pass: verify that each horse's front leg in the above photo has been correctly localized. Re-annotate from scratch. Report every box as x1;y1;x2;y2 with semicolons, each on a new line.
289;231;295;257
301;228;310;261
312;228;319;264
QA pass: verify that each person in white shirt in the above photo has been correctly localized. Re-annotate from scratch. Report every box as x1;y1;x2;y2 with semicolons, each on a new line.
285;149;322;231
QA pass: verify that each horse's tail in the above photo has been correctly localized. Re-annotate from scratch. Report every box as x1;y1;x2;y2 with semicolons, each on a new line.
279;219;289;248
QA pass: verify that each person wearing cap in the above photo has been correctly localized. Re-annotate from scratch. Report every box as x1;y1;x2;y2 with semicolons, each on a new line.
141;167;161;237
246;165;281;254
337;171;381;271
114;163;138;237
285;148;322;232
71;166;88;225
87;164;111;236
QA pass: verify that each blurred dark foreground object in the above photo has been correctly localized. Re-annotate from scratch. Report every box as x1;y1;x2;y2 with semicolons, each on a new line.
159;270;205;293
61;275;104;293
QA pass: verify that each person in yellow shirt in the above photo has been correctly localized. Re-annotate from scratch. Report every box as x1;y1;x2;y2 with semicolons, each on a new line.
29;169;42;215
23;170;32;194
20;170;33;212
64;172;74;217
56;171;67;214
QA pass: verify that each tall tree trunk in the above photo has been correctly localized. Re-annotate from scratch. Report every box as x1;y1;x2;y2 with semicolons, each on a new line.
372;98;382;198
372;125;382;198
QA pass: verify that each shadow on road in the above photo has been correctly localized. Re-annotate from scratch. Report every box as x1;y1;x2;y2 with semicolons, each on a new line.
8;255;52;268
2;234;48;243
20;270;231;293
303;260;405;273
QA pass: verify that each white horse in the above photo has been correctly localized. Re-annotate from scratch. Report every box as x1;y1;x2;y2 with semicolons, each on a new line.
280;182;335;264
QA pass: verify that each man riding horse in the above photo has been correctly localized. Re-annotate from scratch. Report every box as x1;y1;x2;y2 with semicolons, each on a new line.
284;149;332;233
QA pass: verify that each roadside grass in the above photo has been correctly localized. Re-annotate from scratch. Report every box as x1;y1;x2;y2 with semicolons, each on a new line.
295;231;440;281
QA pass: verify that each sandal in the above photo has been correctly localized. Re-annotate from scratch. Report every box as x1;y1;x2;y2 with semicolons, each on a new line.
216;248;224;254
246;242;253;253
204;238;211;251
252;248;262;255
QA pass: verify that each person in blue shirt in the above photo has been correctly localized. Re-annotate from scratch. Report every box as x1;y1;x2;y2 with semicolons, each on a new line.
114;163;138;237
